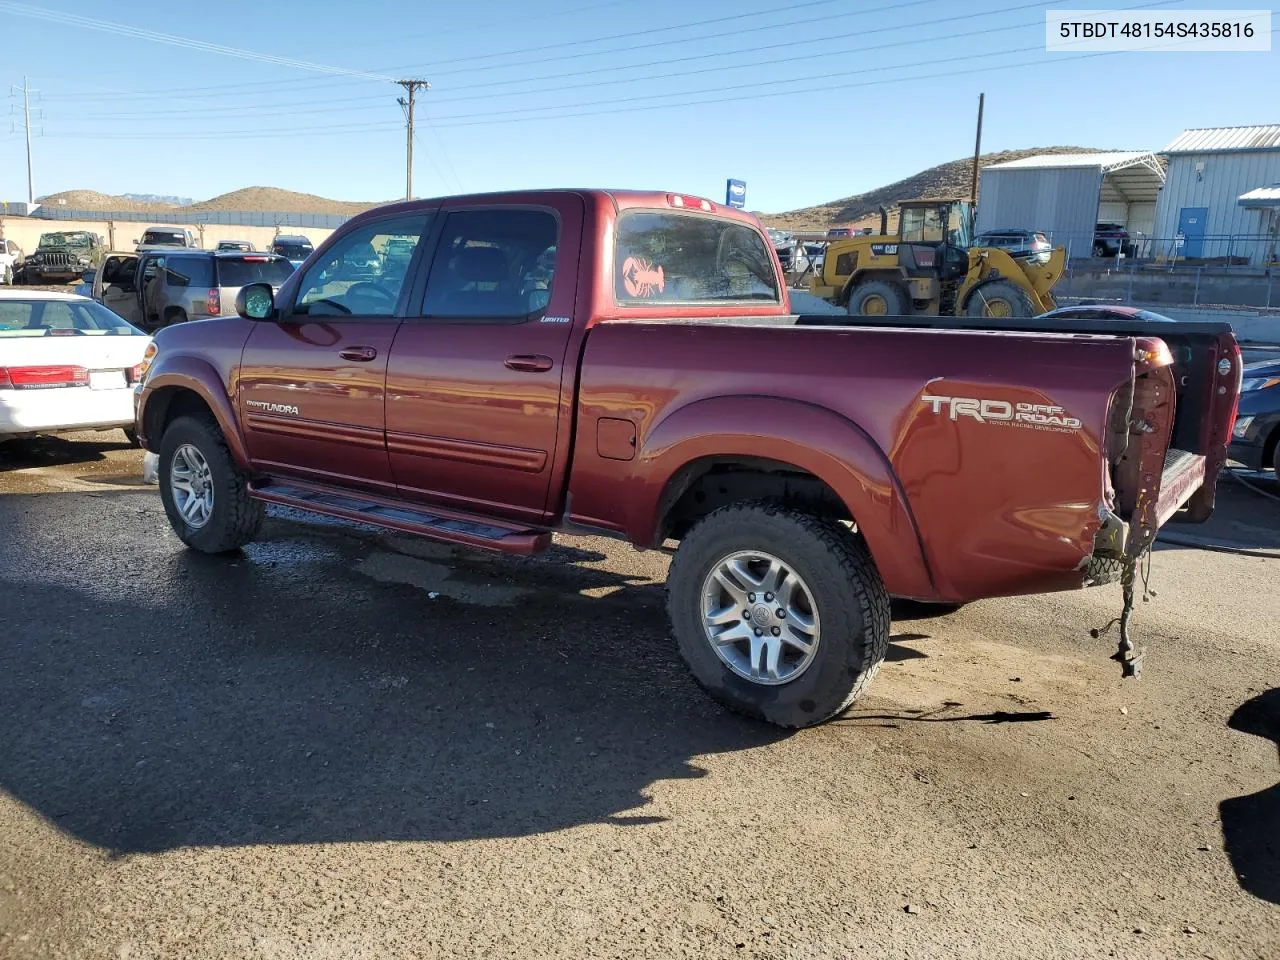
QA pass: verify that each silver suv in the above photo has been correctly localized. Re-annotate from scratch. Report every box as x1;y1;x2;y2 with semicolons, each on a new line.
93;249;294;331
135;226;198;251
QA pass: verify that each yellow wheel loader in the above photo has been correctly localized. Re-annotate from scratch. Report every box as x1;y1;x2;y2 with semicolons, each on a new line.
808;199;1066;318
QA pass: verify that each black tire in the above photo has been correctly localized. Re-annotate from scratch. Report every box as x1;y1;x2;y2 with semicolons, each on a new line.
1093;242;1107;258
965;279;1035;319
164;308;189;326
158;413;263;554
667;502;890;728
1272;435;1280;475
847;279;909;317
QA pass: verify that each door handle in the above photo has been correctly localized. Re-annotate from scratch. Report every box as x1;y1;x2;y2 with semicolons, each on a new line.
339;345;378;362
504;354;554;373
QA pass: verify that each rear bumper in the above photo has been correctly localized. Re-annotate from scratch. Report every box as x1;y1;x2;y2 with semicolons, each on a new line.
0;385;136;436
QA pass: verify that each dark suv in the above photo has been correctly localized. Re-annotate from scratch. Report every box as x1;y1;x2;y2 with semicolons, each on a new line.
93;249;294;331
270;234;315;268
1093;223;1134;258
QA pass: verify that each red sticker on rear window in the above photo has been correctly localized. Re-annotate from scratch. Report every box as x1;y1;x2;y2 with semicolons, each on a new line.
621;256;665;298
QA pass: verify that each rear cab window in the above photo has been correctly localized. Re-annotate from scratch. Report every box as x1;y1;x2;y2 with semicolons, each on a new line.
614;212;779;305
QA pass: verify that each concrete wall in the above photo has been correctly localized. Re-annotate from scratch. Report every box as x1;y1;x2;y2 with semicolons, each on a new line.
1057;264;1280;310
0;217;335;255
976;166;1102;258
1152;150;1280;264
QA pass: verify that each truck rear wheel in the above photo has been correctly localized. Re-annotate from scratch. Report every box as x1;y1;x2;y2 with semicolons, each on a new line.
965;280;1035;319
158;413;264;554
847;279;909;317
667;502;890;728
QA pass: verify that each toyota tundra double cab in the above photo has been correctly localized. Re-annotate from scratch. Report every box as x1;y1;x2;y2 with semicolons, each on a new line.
133;189;1241;727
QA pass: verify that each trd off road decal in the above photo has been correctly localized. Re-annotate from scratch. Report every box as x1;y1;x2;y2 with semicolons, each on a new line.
621;256;665;298
921;394;1083;433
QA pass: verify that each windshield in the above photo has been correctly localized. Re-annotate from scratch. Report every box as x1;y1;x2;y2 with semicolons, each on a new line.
272;242;312;260
37;232;93;250
0;298;145;336
217;257;296;287
143;230;187;245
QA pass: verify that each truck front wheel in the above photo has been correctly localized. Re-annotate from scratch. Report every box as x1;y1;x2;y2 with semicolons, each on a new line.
667;502;890;728
158;413;264;554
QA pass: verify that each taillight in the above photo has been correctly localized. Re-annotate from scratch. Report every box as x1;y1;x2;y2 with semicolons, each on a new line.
134;342;158;383
0;365;90;389
207;288;221;315
666;194;713;212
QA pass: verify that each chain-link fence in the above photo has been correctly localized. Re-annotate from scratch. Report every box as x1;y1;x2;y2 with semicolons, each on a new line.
8;207;354;229
1040;231;1280;268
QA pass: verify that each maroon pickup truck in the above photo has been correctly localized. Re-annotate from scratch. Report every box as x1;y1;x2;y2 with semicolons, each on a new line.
134;190;1241;727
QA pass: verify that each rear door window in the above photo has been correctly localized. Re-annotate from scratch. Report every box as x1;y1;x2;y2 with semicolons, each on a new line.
614;212;779;305
216;257;295;288
165;255;214;288
421;209;559;321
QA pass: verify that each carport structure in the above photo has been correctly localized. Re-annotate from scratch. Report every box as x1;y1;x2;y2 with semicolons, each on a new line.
975;152;1166;258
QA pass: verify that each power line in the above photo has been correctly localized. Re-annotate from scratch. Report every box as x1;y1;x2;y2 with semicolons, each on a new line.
37;0;922;103
47;0;1074;123
66;1;1048;121
0;1;395;82
338;0;636;52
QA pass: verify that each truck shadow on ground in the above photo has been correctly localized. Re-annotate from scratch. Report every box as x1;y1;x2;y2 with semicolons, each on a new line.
1219;687;1280;906
0;433;133;472
0;492;794;855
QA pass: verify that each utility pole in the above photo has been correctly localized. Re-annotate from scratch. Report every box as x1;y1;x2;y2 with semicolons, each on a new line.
970;92;985;206
9;77;39;206
396;79;429;201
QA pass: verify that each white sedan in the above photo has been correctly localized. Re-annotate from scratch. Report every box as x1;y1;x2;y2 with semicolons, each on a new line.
0;290;151;440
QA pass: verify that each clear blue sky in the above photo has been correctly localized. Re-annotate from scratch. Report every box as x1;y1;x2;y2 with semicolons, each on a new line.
0;0;1275;212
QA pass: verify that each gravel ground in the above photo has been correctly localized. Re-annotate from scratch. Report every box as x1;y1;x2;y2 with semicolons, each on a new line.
0;433;1276;960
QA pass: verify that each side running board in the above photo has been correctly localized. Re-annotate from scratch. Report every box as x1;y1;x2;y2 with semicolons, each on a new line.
249;479;552;555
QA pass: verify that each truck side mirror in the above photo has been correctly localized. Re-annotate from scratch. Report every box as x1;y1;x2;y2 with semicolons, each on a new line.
236;282;278;321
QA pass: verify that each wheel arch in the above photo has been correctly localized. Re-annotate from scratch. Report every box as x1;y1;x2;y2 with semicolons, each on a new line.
138;356;248;469
635;395;937;599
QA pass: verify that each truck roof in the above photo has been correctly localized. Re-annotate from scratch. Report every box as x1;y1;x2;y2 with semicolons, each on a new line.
344;188;764;229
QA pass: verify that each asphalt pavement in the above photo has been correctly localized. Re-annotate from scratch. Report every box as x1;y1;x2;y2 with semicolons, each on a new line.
0;433;1277;960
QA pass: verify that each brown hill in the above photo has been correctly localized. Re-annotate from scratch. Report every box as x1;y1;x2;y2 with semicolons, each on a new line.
37;186;386;216
761;146;1106;232
37;189;179;213
187;187;383;215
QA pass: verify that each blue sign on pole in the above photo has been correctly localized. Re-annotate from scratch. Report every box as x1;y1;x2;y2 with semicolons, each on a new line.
725;179;747;209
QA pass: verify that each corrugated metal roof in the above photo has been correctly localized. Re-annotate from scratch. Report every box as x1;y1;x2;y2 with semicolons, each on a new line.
1163;125;1280;153
1239;184;1280;206
984;151;1160;172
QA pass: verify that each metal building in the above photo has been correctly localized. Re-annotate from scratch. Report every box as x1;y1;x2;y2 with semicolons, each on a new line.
975;152;1165;258
1152;124;1280;265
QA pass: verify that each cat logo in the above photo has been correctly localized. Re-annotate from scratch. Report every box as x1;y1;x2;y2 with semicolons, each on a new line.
869;243;898;256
